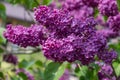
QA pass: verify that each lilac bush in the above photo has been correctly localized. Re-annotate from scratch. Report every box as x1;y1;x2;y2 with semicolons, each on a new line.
3;0;120;79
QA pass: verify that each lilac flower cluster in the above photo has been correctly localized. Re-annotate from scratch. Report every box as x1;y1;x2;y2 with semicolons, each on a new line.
82;0;99;7
42;36;75;62
34;6;117;64
63;0;84;11
63;0;98;10
98;64;116;80
98;0;118;17
96;29;118;39
4;24;47;47
62;0;94;21
97;50;117;64
4;5;117;65
16;69;34;80
107;13;120;32
34;6;73;38
3;54;18;65
70;6;94;21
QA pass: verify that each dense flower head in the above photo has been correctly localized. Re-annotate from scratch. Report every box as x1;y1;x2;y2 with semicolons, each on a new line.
70;17;96;37
98;0;118;16
98;50;117;64
16;69;34;80
82;0;99;7
34;6;72;29
4;24;47;47
96;29;118;39
107;13;120;32
63;0;84;11
3;54;18;65
42;35;76;62
42;32;108;64
70;6;94;20
85;33;107;54
42;35;93;64
34;5;73;38
98;64;116;80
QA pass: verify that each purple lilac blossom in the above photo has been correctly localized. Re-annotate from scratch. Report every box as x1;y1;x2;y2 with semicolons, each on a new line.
70;6;94;21
98;50;117;64
48;1;57;9
34;6;96;38
82;0;99;7
71;17;96;37
98;0;118;17
34;6;72;28
96;14;108;27
98;64;116;80
107;13;120;32
3;54;18;65
62;0;94;21
42;35;76;62
63;0;84;11
96;29;118;39
34;6;73;38
41;16;99;64
16;69;34;80
4;24;47;47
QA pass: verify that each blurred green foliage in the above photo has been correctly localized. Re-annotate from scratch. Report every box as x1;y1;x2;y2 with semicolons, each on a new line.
117;0;120;11
4;0;52;10
0;3;6;21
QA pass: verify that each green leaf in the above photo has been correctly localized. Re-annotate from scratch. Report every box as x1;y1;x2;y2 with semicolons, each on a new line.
103;16;108;21
35;60;43;67
11;76;20;80
42;0;52;5
5;0;21;4
0;27;6;44
0;47;4;54
117;0;120;11
18;72;28;80
94;8;99;18
0;72;4;79
19;59;36;69
0;3;6;21
44;62;61;80
53;62;67;80
113;61;120;76
75;65;99;80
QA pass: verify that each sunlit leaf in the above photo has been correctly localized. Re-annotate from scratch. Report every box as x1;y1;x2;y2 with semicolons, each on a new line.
19;59;36;69
42;0;52;5
44;62;61;80
0;27;6;44
54;62;67;80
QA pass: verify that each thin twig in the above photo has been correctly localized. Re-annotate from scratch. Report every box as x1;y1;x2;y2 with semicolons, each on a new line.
111;64;117;79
